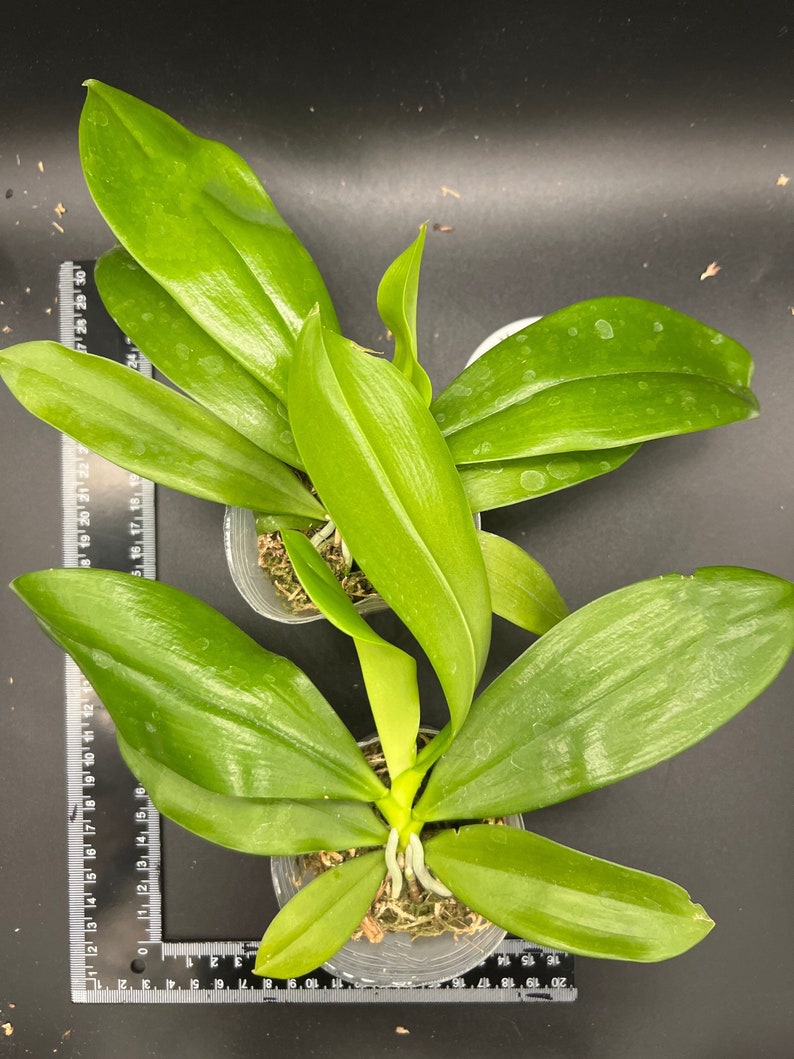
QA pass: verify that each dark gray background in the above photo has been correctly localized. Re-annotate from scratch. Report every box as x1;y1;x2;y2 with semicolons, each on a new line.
1;2;792;1056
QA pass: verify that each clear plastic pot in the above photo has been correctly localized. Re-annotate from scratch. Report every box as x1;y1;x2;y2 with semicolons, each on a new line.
225;505;481;624
270;730;524;988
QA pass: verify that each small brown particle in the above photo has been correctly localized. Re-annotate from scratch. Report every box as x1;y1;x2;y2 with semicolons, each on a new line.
4;188;11;199
440;185;461;199
2;325;12;334
699;261;721;281
52;221;65;234
1;1022;13;1037
54;202;67;217
776;174;790;186
395;1026;410;1036
432;223;455;233
37;160;44;172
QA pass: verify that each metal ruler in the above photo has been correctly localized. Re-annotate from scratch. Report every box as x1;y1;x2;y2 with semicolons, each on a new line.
58;260;576;1004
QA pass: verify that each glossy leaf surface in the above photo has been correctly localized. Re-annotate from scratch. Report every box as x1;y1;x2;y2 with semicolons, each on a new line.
12;570;386;803
417;567;794;820
477;530;568;634
255;852;385;978
118;737;389;855
432;298;758;463
376;224;433;404
95;246;302;468
282;530;420;777
424;825;714;962
80;80;339;403
458;444;641;512
289;314;491;734
0;341;322;520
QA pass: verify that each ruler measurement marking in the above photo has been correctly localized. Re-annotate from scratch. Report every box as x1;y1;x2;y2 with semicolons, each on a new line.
58;261;575;1004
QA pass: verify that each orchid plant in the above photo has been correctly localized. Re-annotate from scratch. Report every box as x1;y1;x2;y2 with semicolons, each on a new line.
0;81;761;622
10;315;793;978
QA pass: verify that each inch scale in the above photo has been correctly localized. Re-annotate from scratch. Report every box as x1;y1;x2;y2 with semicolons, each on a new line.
58;261;576;1004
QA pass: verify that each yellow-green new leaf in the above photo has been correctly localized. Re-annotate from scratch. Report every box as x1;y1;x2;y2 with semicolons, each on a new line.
255;852;386;978
424;825;714;962
289;315;491;735
477;530;568;634
282;530;420;777
376;224;433;404
118;737;389;855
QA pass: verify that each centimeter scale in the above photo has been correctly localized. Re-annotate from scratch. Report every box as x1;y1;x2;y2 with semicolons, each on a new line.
58;260;577;1004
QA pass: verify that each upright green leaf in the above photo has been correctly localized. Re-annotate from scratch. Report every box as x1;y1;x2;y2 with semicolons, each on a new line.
80;80;339;403
417;567;794;820
424;825;714;962
432;298;758;463
95;246;302;468
458;445;641;512
477;530;568;634
255;852;386;978
376;224;433;404
289;314;491;734
12;570;386;803
282;530;420;777
0;341;323;520
118;737;389;855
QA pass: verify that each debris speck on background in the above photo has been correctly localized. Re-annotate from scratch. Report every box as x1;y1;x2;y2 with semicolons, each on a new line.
1;1022;13;1037
440;185;461;198
776;174;790;186
52;221;65;234
700;261;721;281
433;223;455;233
2;325;12;334
4;188;11;199
54;202;67;217
395;1025;410;1035
37;160;44;172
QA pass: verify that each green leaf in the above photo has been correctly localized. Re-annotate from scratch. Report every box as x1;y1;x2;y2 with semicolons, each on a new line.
118;736;389;855
80;80;339;403
0;341;323;521
432;298;758;463
255;851;385;978
376;224;433;404
289;314;491;734
424;825;714;962
458;445;641;513
11;569;386;803
282;530;420;777
416;567;794;820
477;530;568;634
95;246;303;468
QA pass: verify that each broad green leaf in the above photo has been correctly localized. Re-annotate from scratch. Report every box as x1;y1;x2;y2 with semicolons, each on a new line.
477;530;568;634
12;570;386;803
289;314;491;734
80;80;339;403
416;567;794;820
424;825;714;962
95;246;302;468
0;342;323;521
118;736;389;855
255;851;385;978
282;530;420;777
458;445;641;513
376;224;433;404
432;298;758;463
